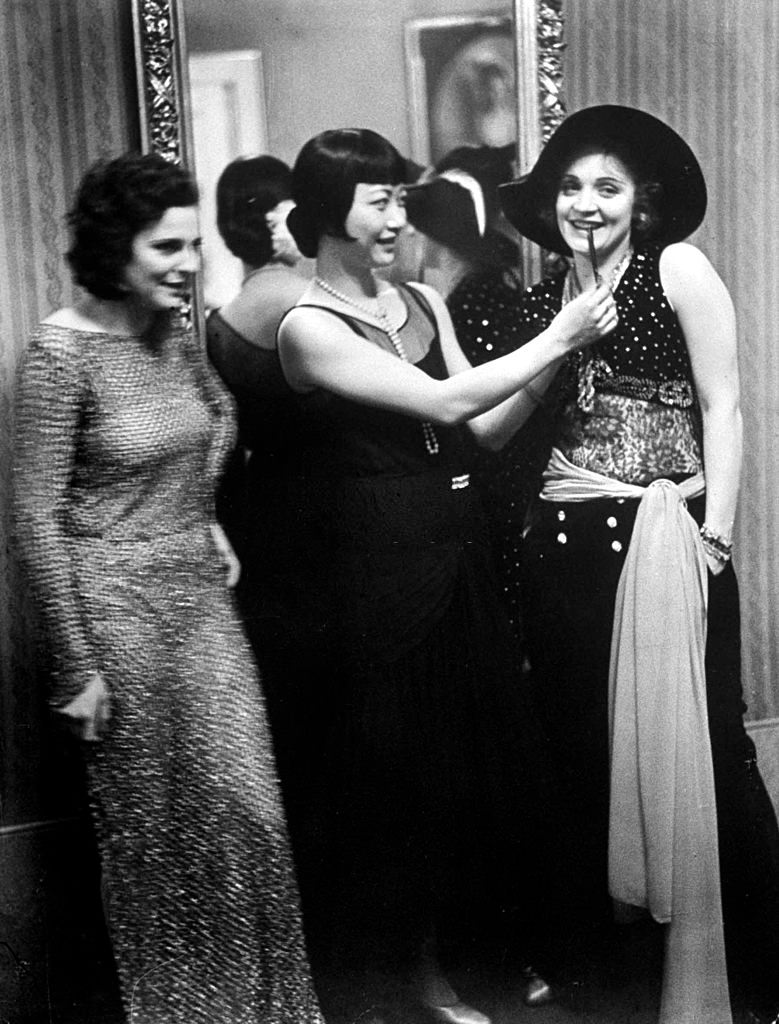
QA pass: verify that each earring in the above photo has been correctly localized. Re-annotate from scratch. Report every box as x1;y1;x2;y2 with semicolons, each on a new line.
633;210;650;229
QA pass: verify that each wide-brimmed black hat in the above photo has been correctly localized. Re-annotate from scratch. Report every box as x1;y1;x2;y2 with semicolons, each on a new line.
405;143;515;253
498;105;707;255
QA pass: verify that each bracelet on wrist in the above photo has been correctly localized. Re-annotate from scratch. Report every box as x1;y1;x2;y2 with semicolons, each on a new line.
701;538;731;565
700;524;733;565
699;523;733;557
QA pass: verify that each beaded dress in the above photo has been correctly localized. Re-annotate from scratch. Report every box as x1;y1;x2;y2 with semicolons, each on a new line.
447;244;555;647
518;245;779;1012
13;317;324;1024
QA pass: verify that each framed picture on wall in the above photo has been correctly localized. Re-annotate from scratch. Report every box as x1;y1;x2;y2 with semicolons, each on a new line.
404;12;515;167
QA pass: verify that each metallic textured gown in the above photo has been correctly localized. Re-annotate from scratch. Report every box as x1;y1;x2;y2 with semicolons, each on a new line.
13;318;324;1024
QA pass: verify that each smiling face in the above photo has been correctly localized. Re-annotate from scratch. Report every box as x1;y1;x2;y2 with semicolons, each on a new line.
342;183;407;270
120;205;201;311
556;150;637;265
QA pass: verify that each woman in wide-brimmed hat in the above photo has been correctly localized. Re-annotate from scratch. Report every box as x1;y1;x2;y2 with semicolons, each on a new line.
405;145;554;651
498;104;779;1024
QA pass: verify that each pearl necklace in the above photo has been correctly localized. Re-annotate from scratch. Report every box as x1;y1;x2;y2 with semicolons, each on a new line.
314;277;440;455
563;248;633;412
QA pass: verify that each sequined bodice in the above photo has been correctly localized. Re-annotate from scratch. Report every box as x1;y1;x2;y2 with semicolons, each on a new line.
19;320;234;540
13;318;236;693
519;245;703;484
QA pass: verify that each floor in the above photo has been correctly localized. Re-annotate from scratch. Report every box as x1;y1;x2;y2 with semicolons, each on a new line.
12;908;773;1024
6;818;773;1024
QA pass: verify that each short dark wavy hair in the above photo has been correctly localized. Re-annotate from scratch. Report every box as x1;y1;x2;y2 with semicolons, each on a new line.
66;152;199;300
216;155;293;267
288;128;407;258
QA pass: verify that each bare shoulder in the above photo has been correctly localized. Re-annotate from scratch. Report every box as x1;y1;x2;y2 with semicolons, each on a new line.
659;242;729;311
659;241;714;277
41;307;82;328
277;300;355;360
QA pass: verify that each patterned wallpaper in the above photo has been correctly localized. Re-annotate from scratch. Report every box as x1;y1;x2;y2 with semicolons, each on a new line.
0;0;138;826
565;0;779;722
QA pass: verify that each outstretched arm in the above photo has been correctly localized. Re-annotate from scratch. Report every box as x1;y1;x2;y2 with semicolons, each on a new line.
279;282;616;435
410;282;568;449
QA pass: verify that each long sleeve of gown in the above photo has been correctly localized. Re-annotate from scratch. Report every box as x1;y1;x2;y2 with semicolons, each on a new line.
13;328;98;707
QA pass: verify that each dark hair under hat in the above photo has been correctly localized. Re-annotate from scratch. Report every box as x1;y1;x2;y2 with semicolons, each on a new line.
498;105;707;256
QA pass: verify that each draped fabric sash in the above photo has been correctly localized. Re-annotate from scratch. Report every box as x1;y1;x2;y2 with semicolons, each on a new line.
541;448;732;1024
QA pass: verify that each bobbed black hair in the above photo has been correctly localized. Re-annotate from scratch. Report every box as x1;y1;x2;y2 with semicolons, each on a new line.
287;128;407;259
216;155;293;267
66;152;199;300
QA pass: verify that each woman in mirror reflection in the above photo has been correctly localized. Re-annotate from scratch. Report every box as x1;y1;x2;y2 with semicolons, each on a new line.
405;145;553;664
12;153;324;1023
498;105;779;1024
205;157;318;825
270;126;617;1024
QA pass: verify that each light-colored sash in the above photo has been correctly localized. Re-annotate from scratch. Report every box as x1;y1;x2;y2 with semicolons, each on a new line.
541;448;732;1024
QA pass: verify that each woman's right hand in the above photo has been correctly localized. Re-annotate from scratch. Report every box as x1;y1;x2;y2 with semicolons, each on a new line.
56;671;111;742
553;282;619;352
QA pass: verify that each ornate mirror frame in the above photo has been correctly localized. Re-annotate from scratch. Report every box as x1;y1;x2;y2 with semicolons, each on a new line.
132;0;193;164
513;0;566;280
131;0;565;283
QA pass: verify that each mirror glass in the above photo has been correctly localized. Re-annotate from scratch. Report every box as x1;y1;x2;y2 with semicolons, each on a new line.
177;0;555;304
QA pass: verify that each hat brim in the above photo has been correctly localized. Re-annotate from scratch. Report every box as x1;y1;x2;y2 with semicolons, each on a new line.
405;178;482;253
498;105;707;256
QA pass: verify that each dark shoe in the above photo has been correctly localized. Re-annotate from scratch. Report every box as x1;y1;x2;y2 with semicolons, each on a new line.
423;1001;492;1024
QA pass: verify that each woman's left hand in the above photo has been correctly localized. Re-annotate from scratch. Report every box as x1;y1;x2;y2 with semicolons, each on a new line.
705;549;727;576
210;522;241;587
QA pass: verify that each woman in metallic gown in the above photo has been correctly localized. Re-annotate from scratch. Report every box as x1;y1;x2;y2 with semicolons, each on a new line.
13;152;323;1024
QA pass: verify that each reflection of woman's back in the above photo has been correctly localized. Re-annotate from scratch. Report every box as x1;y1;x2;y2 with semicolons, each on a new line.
205;156;308;616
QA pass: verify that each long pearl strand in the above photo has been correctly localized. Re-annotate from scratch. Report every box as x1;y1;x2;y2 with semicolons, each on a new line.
314;277;440;455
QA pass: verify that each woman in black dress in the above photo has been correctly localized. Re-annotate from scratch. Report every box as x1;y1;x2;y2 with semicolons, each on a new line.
272;127;618;1024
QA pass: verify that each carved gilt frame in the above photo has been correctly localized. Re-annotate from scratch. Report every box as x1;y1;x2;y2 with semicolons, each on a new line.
132;0;193;164
513;0;566;280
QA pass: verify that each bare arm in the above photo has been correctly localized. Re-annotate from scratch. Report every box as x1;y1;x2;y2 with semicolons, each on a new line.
278;282;616;431
409;282;567;450
660;243;741;570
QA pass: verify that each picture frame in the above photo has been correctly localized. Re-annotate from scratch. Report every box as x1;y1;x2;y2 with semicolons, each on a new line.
404;12;515;168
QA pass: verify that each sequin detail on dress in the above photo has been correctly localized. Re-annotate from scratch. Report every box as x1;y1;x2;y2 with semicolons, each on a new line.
13;320;323;1024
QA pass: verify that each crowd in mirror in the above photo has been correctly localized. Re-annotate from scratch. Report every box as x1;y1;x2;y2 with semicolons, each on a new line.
11;108;779;1024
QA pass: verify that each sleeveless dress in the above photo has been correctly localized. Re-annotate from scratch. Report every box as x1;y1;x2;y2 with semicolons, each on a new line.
518;246;779;1015
272;285;558;974
206;309;327;859
12;318;323;1024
